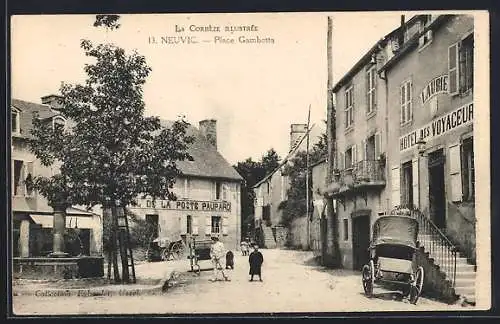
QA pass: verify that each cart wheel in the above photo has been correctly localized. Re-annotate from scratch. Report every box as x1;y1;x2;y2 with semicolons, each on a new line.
161;248;169;261
170;242;185;260
362;260;374;297
410;267;424;304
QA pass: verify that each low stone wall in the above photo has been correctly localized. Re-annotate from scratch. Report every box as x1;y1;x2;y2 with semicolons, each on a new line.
415;246;458;304
446;201;476;264
289;216;308;250
14;256;104;280
273;226;288;248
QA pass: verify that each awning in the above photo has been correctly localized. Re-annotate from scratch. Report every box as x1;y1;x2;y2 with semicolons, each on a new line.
29;214;100;229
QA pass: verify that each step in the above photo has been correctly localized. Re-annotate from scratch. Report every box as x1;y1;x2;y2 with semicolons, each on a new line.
454;278;475;288
438;263;475;272
455;271;476;279
454;286;475;296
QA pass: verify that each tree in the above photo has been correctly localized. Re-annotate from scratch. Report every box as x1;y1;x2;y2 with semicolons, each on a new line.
93;14;121;30
261;148;281;175
28;15;194;283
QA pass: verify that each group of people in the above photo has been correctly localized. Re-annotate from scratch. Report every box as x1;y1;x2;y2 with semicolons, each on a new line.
209;236;264;282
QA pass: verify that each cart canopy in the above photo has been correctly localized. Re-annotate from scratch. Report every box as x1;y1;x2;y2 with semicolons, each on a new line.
371;215;419;249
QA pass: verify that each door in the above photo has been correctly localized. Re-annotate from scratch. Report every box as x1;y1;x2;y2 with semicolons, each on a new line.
320;217;328;265
145;214;159;239
352;214;370;271
428;150;446;229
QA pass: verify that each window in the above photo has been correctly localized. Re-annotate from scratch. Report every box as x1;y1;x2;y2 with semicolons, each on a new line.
418;15;433;48
343;219;349;241
459;34;474;94
344;85;354;128
449;33;474;96
400;79;413;125
401;161;413;207
12;109;20;134
13;160;34;197
211;216;221;234
186;215;192;234
345;146;353;169
366;67;377;114
215;181;222;200
461;137;474;201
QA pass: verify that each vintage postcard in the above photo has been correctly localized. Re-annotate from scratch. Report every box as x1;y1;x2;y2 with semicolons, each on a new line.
9;10;490;315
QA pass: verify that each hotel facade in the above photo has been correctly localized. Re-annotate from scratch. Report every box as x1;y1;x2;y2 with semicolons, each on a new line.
327;14;475;301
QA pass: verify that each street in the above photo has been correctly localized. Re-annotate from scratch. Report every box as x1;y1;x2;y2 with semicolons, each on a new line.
12;249;466;315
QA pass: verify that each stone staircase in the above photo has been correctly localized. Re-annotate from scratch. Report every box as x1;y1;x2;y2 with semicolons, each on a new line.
261;225;277;249
418;233;476;304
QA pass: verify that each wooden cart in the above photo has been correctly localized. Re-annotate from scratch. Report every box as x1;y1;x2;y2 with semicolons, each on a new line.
187;238;213;275
147;237;185;262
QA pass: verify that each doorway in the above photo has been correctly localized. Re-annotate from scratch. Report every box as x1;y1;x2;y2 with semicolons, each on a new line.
145;214;159;239
428;149;446;229
352;214;370;271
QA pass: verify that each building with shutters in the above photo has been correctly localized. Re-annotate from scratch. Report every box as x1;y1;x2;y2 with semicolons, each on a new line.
379;14;475;261
127;119;244;251
11;96;103;258
326;13;476;301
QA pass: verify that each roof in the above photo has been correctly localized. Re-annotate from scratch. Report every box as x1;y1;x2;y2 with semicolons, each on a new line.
159;120;243;182
11;99;60;139
379;15;451;74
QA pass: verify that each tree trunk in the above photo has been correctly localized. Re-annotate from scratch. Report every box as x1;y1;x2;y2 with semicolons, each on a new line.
117;205;130;283
110;204;121;283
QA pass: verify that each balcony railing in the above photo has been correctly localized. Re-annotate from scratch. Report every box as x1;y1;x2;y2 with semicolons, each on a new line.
332;160;385;192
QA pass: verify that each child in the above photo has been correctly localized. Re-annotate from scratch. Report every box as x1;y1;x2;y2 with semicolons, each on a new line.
248;244;264;282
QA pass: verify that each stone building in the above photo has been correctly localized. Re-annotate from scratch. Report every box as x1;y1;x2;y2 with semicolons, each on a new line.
11;96;103;257
253;123;324;248
127;119;244;251
326;14;476;302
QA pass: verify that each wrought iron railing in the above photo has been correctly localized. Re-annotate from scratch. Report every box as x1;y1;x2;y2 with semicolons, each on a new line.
391;205;457;287
334;160;385;187
353;160;385;183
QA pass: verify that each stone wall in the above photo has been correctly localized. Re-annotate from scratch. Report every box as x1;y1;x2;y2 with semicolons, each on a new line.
446;201;476;263
289;216;309;250
274;225;288;248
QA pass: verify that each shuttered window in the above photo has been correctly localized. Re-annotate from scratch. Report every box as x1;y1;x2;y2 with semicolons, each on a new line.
192;216;199;235
412;158;419;209
449;142;462;202
205;216;212;235
391;166;401;207
448;43;460;95
400;80;413;125
222;216;229;235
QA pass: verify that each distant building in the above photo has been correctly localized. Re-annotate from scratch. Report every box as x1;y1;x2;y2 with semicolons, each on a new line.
127;119;244;251
11;96;103;258
253;122;324;248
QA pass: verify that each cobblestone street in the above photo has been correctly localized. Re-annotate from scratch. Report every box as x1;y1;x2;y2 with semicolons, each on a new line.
13;249;466;315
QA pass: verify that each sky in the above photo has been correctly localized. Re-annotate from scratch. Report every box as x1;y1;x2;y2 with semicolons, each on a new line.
11;12;404;165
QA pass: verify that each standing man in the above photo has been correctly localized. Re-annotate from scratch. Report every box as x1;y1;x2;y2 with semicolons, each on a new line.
210;236;230;282
248;244;264;282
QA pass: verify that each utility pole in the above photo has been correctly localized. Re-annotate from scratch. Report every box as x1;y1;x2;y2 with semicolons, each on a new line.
325;15;340;266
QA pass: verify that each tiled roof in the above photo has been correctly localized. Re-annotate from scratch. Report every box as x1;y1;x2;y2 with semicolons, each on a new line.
11;99;60;139
159;120;243;181
11;98;243;182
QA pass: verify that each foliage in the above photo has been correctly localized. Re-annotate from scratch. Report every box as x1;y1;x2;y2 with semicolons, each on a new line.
29;39;194;209
94;15;121;30
279;124;327;227
261;148;281;175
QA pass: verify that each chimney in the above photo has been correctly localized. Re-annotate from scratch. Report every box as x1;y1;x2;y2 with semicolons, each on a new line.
199;119;217;150
399;15;406;45
290;123;307;152
41;94;63;110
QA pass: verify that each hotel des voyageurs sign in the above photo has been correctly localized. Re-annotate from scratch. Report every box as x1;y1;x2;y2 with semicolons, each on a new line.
132;199;231;212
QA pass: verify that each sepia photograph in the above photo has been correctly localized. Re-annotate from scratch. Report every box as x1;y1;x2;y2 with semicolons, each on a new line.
8;10;490;315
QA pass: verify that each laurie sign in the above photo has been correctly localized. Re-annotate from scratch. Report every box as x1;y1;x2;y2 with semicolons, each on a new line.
132;199;231;212
400;101;473;152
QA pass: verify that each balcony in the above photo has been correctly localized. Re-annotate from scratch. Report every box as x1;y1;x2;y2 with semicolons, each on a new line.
330;160;386;199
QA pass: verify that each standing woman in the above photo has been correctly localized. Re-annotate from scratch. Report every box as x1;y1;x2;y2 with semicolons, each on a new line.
248;244;264;282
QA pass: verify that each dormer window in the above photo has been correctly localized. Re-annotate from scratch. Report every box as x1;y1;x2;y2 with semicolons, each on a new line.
12;108;20;134
53;116;66;131
418;15;433;49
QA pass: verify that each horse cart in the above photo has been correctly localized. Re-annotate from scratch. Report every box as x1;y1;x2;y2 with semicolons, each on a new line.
147;236;185;262
187;238;213;275
361;215;425;304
